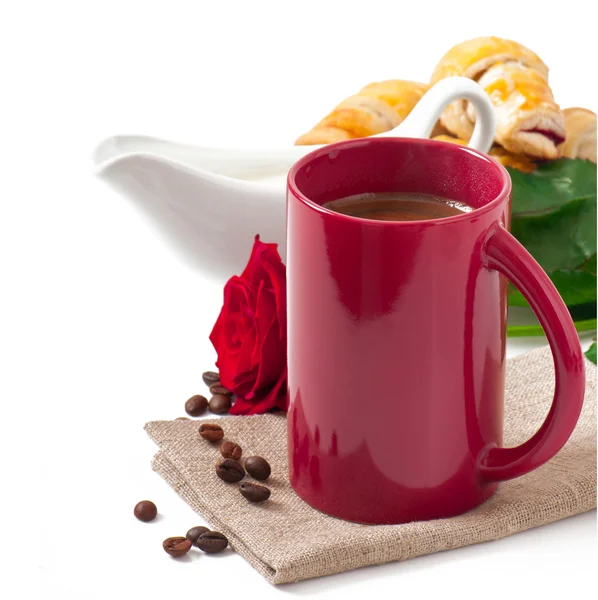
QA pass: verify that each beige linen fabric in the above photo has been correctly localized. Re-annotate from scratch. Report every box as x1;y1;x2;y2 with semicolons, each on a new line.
145;347;597;584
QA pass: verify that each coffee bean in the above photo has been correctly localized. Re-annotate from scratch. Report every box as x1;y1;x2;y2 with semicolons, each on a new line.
185;394;208;417
133;500;157;522
220;441;243;460
244;456;271;481
216;458;245;483
199;423;224;442
196;531;228;553
239;482;271;503
209;394;231;414
163;537;192;557
175;417;190;421
202;371;220;386
186;526;210;545
209;383;233;396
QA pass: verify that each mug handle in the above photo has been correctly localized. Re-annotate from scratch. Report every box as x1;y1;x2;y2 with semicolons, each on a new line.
479;225;586;482
383;76;496;153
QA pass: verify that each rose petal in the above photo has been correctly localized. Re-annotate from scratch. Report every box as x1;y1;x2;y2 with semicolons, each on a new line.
252;281;277;360
210;277;257;391
232;367;259;395
224;277;250;310
235;327;257;372
261;256;287;336
241;236;285;290
231;367;259;397
240;236;286;343
240;236;269;288
229;368;288;415
252;322;286;393
209;278;247;345
243;282;285;393
276;369;289;411
250;280;265;365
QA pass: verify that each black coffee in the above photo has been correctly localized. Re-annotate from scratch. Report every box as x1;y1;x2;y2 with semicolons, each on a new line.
323;192;473;221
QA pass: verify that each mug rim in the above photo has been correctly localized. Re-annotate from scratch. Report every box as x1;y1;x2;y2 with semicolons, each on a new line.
287;137;512;227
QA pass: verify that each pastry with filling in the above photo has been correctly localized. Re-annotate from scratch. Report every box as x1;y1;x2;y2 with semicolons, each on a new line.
558;108;596;163
432;134;536;173
431;37;565;159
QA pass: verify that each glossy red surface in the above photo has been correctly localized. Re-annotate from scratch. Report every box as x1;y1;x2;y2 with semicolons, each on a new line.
286;138;585;524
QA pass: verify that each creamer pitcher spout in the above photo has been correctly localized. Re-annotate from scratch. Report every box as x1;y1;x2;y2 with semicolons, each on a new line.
95;152;286;281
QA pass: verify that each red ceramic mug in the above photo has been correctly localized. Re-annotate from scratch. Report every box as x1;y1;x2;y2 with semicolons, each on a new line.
286;137;585;525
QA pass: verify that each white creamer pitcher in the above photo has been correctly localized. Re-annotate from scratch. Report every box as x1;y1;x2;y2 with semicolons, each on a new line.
94;77;495;281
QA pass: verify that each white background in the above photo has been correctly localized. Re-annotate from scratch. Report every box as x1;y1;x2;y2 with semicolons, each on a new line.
1;1;596;598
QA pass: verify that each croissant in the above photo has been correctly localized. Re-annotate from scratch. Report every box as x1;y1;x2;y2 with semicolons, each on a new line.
431;37;565;159
558;108;597;163
295;80;429;145
432;134;536;173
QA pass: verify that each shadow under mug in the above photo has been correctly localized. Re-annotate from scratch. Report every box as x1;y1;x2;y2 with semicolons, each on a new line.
286;137;585;525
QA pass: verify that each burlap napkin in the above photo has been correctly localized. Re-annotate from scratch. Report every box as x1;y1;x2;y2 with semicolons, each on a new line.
145;347;597;584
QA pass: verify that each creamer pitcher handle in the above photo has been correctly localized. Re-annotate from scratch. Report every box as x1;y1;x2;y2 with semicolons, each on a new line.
384;77;496;153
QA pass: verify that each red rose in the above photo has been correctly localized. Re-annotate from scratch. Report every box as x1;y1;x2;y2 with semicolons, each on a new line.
209;236;288;415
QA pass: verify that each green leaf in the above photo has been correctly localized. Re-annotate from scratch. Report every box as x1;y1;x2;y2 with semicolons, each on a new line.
509;158;596;216
585;342;597;365
508;259;597;307
507;158;597;308
507;318;596;338
569;302;598;321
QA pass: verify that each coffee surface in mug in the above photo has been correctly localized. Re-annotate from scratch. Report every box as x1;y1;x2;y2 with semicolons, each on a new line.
323;192;474;221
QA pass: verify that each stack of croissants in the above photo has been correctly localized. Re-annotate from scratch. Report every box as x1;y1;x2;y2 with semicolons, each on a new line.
296;37;596;172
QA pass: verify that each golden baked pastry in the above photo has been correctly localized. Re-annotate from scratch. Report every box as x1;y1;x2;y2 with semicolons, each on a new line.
558;108;597;163
429;122;453;138
476;62;564;158
295;80;428;145
431;36;548;82
432;134;536;172
488;146;537;173
432;134;467;146
431;37;565;159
